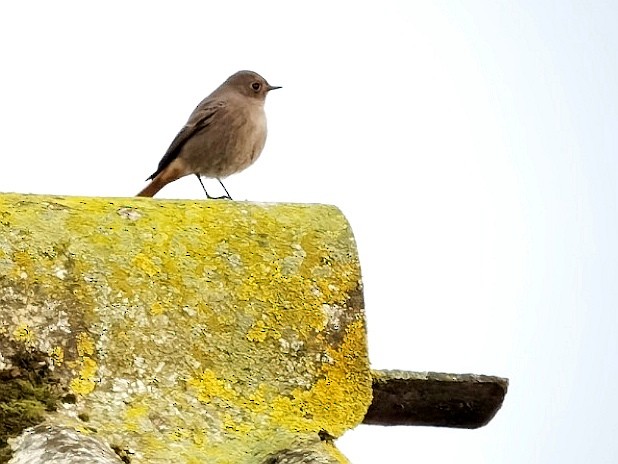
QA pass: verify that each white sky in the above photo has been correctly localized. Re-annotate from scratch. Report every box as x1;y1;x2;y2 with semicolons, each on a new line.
1;1;617;463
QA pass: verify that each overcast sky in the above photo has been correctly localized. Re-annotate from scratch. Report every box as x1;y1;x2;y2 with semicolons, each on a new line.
1;1;617;463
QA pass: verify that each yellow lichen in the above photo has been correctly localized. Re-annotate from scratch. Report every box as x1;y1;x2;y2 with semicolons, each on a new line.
133;253;159;278
169;427;193;442
300;320;372;436
222;413;255;435
246;319;281;342
49;345;65;365
70;377;96;395
76;333;95;357
246;320;268;342
191;428;210;446
188;370;237;405
125;403;151;432
12;322;35;344
126;403;150;420
269;395;313;433
70;356;98;395
150;301;165;315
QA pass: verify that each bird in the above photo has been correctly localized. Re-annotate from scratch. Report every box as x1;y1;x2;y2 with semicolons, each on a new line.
137;70;281;198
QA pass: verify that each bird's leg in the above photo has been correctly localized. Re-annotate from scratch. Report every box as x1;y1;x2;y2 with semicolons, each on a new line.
217;178;233;200
195;174;232;200
195;174;215;199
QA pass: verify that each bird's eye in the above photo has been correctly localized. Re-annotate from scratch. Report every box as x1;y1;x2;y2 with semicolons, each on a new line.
251;82;261;91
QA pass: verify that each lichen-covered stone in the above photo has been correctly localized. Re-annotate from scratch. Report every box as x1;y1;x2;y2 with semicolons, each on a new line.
8;425;124;464
0;193;371;463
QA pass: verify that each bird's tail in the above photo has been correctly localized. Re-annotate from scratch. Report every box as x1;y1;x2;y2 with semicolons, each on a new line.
136;178;166;197
136;158;191;197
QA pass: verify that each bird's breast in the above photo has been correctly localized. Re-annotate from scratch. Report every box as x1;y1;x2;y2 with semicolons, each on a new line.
187;102;268;178
248;109;267;160
221;106;267;175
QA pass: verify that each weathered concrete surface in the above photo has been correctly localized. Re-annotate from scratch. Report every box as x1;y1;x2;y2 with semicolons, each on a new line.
363;370;508;428
0;193;370;463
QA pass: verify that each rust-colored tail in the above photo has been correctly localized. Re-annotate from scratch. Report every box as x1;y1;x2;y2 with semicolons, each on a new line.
136;179;165;197
136;158;191;197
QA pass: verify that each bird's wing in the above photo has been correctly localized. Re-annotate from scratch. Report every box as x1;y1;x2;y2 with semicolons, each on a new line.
146;101;226;180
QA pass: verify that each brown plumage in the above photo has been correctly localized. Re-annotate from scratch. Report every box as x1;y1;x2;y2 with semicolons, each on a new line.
137;70;280;198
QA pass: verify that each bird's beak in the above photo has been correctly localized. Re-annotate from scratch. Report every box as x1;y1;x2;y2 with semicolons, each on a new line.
267;85;282;91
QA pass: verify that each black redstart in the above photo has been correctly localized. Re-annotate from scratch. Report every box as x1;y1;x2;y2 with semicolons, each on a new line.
137;70;280;198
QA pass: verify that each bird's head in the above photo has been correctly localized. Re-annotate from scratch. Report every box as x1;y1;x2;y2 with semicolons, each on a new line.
224;70;281;101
